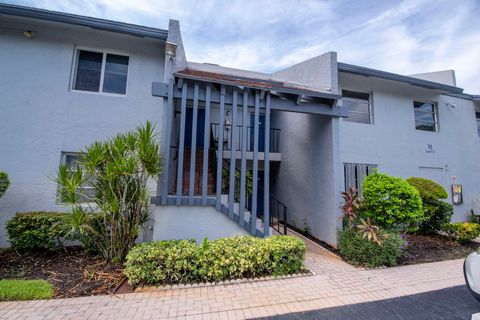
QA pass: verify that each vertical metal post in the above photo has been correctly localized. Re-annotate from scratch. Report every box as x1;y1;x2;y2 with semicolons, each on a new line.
201;84;211;205
188;82;199;205
239;90;248;227
176;81;188;205
251;90;260;235
263;92;271;236
216;85;226;210
228;89;238;218
161;78;174;205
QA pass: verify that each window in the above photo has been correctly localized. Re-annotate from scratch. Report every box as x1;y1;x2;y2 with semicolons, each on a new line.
414;101;438;132
476;112;480;137
342;90;372;124
60;152;95;202
344;163;377;194
73;50;129;95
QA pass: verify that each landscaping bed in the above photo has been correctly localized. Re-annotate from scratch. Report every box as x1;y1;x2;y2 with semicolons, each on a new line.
398;233;480;265
0;247;126;298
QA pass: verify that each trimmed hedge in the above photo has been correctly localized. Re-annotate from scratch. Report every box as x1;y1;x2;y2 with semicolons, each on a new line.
407;177;453;234
443;222;480;243
362;173;424;231
6;212;66;250
406;177;448;200
124;236;306;286
338;229;404;268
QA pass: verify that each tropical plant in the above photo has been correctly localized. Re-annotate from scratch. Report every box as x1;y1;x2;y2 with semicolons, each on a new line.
0;171;10;199
407;177;453;234
340;187;360;229
362;173;424;231
54;122;162;262
356;218;388;245
222;167;253;199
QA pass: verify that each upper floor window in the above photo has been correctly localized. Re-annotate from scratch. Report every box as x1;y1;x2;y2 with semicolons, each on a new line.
342;90;372;124
476;112;480;137
73;49;129;95
414;101;438;132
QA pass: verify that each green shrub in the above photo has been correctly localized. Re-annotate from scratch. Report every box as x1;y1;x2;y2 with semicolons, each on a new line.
338;229;404;268
0;279;53;301
406;177;448;200
0;171;9;198
6;212;66;250
443;222;480;243
362;173;423;231
124;236;306;286
407;177;453;234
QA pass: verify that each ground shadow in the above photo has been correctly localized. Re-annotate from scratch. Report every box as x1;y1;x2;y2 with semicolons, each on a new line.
254;285;480;320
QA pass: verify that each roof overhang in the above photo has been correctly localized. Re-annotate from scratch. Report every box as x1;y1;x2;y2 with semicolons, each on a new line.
338;62;464;94
0;3;168;41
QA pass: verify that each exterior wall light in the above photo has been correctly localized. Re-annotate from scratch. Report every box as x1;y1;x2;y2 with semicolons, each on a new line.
165;42;177;57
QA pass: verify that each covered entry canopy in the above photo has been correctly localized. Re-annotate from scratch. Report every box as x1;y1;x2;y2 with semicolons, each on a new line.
152;60;346;237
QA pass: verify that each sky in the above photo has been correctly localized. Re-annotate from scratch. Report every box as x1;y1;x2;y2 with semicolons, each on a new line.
5;0;480;93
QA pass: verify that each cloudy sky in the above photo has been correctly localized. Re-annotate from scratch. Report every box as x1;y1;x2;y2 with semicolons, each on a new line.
6;0;480;92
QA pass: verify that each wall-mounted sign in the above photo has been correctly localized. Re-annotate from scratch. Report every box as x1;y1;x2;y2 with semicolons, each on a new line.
452;184;463;205
425;144;435;154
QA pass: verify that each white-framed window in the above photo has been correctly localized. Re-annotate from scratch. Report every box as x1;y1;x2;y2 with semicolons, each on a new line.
344;163;377;194
72;49;129;95
60;152;95;203
476;112;480;137
342;90;373;124
414;101;438;132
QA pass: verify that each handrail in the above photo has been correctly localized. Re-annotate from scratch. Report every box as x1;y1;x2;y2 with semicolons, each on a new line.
211;123;280;153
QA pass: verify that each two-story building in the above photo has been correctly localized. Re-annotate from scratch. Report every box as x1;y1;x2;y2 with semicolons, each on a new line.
1;3;479;247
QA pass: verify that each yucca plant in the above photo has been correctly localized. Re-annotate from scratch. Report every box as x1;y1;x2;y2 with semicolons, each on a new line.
55;122;162;262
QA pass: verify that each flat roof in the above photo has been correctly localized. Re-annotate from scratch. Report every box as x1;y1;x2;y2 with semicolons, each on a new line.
338;62;464;94
0;3;168;40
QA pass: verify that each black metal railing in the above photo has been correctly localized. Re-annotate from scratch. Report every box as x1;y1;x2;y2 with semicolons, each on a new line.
270;195;287;235
211;123;280;153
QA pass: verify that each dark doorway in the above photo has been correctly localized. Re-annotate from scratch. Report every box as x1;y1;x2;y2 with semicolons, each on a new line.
185;108;206;148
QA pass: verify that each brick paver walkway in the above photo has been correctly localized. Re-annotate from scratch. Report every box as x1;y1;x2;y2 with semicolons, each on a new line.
0;231;467;320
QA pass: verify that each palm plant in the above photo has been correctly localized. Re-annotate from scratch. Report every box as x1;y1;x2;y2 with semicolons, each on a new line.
55;122;162;262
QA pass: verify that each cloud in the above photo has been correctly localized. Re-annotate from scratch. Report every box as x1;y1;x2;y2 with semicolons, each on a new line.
5;0;480;92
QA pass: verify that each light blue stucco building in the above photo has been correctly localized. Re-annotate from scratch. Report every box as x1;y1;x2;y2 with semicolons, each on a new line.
1;4;479;248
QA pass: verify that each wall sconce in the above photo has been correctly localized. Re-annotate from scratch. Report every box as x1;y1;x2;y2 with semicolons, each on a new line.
165;41;177;57
446;102;457;109
225;110;231;130
23;30;36;39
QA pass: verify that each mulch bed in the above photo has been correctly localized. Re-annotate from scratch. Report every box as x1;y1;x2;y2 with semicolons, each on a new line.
0;247;127;298
290;226;479;266
398;234;480;265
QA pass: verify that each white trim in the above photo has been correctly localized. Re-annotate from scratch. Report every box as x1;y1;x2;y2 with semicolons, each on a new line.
70;46;130;97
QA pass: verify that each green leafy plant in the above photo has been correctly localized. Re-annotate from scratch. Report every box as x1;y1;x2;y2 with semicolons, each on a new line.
222;168;253;199
54;122;162;262
0;171;10;199
338;228;404;268
6;212;66;250
362;173;423;231
124;236;306;286
443;222;480;243
0;279;53;301
407;177;453;234
340;187;360;229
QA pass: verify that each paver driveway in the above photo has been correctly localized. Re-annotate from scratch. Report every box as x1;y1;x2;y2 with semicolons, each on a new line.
0;230;475;320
